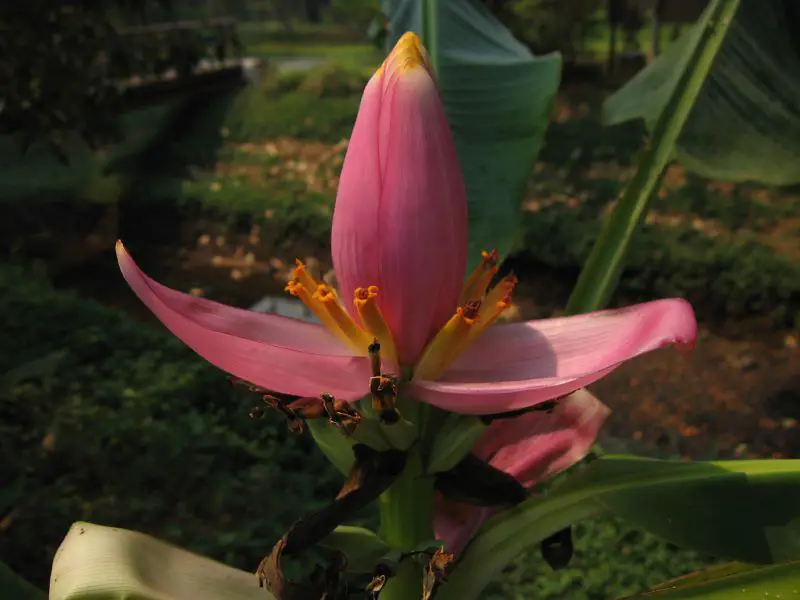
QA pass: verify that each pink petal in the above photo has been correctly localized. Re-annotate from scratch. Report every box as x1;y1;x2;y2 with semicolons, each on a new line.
433;498;492;557
116;243;371;400
331;33;467;365
412;299;696;414
433;389;609;554
475;389;610;486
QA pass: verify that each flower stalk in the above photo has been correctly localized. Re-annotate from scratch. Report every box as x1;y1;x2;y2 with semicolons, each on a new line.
378;449;436;599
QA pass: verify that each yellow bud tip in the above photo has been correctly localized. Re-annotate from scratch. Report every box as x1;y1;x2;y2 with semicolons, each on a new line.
379;31;431;77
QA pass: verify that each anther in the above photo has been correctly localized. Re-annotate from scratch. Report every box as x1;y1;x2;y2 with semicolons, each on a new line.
263;394;305;434
286;279;356;349
482;249;500;268
369;374;401;425
292;259;320;294
287;274;372;355
459;249;500;305
320;392;361;436
368;338;382;377
354;287;398;366
461;299;482;321
313;284;373;353
367;563;393;598
422;547;455;600
472;273;518;339
413;300;483;382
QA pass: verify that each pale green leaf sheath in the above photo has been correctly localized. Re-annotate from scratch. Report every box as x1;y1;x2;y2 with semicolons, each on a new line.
50;522;272;600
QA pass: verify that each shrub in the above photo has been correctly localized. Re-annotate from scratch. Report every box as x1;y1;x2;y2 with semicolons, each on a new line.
0;265;341;587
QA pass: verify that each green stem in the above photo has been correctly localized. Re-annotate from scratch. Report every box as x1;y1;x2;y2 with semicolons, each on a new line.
378;449;435;600
565;0;740;315
420;0;438;75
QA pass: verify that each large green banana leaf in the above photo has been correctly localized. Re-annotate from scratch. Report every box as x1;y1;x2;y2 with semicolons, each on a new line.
623;560;800;599
382;0;562;268
439;455;800;600
604;0;800;185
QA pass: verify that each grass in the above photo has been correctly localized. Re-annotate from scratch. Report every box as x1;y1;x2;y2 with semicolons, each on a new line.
237;20;373;45
238;19;382;73
0;264;717;597
247;41;381;73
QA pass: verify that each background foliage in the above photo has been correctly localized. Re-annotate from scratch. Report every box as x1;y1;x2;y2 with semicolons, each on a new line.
0;0;240;154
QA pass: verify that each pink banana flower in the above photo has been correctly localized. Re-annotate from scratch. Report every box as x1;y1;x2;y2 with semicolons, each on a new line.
115;33;696;416
434;389;610;554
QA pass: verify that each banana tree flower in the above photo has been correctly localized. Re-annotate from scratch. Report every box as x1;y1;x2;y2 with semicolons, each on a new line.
116;33;696;416
434;389;610;554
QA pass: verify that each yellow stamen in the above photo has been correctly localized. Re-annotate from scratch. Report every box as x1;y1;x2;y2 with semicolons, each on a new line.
459;249;499;305
376;32;430;78
292;259;320;293
286;260;372;354
285;279;356;349
471;273;518;338
313;284;373;353
413;301;482;382
354;287;398;366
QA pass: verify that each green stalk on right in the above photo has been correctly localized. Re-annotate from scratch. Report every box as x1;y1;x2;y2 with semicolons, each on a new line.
566;0;741;315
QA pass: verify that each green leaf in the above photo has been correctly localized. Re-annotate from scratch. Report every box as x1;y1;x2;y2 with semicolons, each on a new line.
604;1;800;186
0;560;45;600
382;0;561;269
438;455;800;600
50;522;272;600
307;419;356;476
623;560;800;598
425;413;487;474
566;0;740;314
319;525;389;572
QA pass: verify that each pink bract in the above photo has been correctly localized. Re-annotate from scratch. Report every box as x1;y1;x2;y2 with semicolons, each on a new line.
331;33;468;365
412;299;696;414
116;242;370;400
434;389;610;554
